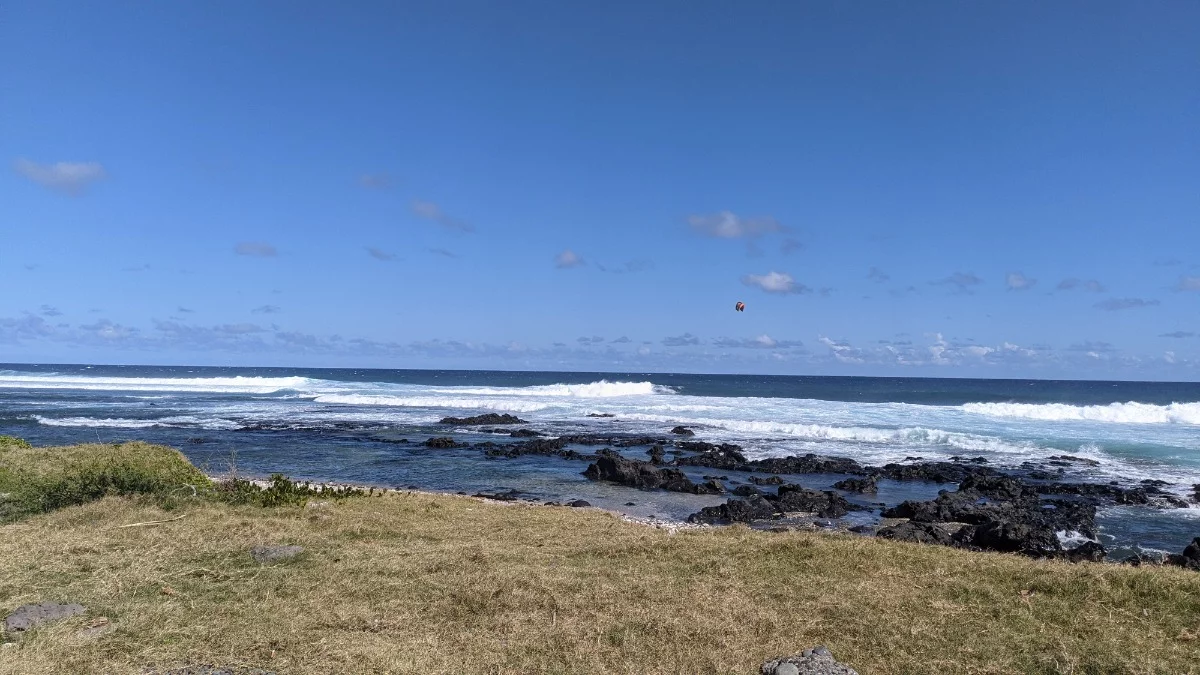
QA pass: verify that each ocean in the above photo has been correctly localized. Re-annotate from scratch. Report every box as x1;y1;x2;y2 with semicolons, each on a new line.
2;363;1198;558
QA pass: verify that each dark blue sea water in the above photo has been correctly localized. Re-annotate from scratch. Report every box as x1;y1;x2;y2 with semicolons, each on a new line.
3;363;1198;557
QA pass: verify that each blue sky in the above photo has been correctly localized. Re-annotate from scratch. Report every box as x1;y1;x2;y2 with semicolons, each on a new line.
2;0;1198;378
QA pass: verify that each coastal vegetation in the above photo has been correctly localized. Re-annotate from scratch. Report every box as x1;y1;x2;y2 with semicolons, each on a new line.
2;439;1199;674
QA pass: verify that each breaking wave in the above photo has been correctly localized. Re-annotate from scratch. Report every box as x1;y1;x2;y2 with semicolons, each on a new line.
33;415;240;430
962;401;1200;425
311;394;552;413
619;413;1046;455
0;373;312;395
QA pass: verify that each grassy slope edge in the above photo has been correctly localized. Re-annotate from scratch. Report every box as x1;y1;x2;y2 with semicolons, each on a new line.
1;440;1199;674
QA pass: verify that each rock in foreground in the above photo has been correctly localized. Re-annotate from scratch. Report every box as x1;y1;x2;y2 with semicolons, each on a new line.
4;601;86;633
249;545;304;564
761;646;859;675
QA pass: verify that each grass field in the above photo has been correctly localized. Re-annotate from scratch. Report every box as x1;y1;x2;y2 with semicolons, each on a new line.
2;440;1199;674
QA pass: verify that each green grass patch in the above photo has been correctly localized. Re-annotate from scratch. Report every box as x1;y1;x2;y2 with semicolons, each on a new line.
0;439;366;522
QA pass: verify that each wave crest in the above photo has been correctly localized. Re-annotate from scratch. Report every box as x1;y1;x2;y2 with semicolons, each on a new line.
962;401;1200;425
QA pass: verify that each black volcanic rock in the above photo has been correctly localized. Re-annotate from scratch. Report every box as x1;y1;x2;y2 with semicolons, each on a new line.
439;413;528;425
953;519;1060;557
879;461;999;484
749;476;785;486
877;521;958;546
509;428;542;438
834;475;878;493
752;454;868;476
687;485;864;524
647;444;666;465
582;455;723;495
670;426;695;436
424;436;467;449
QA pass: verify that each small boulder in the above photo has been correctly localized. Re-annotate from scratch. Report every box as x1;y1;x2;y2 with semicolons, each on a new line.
249;545;304;564
833;475;878;493
423;437;466;449
760;645;859;675
670;426;695;437
567;499;591;508
4;602;86;633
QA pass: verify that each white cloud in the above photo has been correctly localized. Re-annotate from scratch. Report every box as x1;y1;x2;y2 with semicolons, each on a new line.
688;211;784;239
411;200;473;232
1005;272;1037;290
818;336;865;364
14;158;106;195
555;249;585;269
359;173;392;190
235;242;277;257
1175;276;1200;292
930;272;983;293
713;334;804;349
741;271;810;295
367;247;396;261
662;333;700;347
1094;298;1160;311
1057;278;1106;292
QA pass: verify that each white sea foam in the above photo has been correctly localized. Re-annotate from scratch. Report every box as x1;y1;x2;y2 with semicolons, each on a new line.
0;374;312;395
33;415;240;430
962;401;1200;425
1056;530;1099;547
312;394;553;413
619;412;1044;455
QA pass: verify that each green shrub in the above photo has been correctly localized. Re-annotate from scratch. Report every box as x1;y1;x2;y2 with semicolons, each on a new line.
0;435;33;449
214;473;369;507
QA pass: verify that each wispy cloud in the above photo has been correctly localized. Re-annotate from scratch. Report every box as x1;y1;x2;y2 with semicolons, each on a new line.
611;336;631;344
930;272;983;293
366;247;396;261
1159;331;1195;338
14;158;106;195
235;242;277;257
780;238;805;255
1174;276;1200;292
1057;278;1106;293
1095;297;1160;311
817;336;865;364
688;211;785;239
177;307;194;314
429;248;458;259
251;305;281;315
662;333;700;347
411;200;473;232
1067;340;1115;352
555;249;585;269
1005;272;1037;291
122;264;151;273
1154;258;1183;267
867;267;890;283
39;304;62;317
577;336;605;345
741;271;810;295
714;335;804;349
358;173;393;190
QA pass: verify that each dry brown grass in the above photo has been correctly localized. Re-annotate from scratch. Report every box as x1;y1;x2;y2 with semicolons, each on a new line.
1;491;1199;674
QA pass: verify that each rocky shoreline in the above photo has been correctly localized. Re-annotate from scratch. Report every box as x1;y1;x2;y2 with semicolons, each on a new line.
224;422;1200;571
